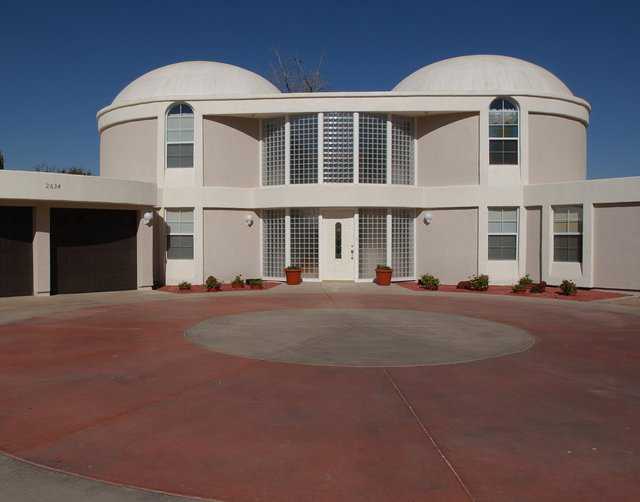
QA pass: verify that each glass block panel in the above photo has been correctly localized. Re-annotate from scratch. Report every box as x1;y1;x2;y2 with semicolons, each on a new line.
262;209;285;278
262;118;285;186
392;209;414;278
323;112;354;183
359;113;387;184
290;114;318;184
290;208;319;278
358;208;387;279
391;116;414;185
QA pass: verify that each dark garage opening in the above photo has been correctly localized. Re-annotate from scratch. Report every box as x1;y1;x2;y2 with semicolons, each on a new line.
51;208;137;294
0;206;34;297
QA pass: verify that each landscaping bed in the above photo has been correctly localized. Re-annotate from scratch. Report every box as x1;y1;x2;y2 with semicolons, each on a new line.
159;282;281;294
397;282;627;302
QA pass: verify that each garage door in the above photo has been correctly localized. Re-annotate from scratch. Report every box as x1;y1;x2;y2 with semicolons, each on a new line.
51;208;137;294
0;206;33;297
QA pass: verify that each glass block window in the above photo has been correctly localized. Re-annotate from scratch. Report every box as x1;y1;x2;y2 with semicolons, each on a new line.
392;209;414;278
323;112;354;183
166;103;194;168
262;209;285;278
359;113;387;184
290;114;318;184
262;118;285;186
358;208;387;279
488;207;518;260
489;98;519;165
553;206;583;262
290;208;319;278
166;208;194;259
391;116;414;185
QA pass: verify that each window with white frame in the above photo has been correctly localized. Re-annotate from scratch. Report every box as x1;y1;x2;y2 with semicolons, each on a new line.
358;208;387;279
262;118;285;186
391;116;414;185
323;112;354;183
166;103;194;168
262;209;285;278
359;113;387;184
553;206;583;262
290;115;318;184
488;207;518;260
489;98;518;165
392;209;414;278
290;208;319;278
166;208;194;259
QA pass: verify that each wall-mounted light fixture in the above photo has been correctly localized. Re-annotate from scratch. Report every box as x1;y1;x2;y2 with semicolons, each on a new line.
423;212;433;225
142;211;154;226
245;214;254;227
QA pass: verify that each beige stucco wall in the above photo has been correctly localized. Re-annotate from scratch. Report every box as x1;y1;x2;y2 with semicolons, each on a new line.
525;206;542;282
100;119;157;182
416;113;479;186
416;208;478;284
529;114;587;184
203;209;260;282
593;203;640;290
203;116;259;187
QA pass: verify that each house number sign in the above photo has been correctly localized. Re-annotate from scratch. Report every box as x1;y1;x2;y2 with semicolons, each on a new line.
45;183;61;190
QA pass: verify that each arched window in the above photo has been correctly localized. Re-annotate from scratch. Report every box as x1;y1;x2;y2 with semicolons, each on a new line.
489;98;518;165
166;103;194;168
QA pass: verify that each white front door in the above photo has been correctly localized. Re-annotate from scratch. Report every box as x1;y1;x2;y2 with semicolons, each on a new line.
322;209;355;280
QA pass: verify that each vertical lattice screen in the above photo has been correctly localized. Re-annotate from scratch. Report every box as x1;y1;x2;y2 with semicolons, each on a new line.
391;116;414;185
358;113;387;184
358;208;387;279
392;209;414;278
262;118;285;186
262;209;285;278
323;112;354;183
290;209;319;278
290;115;318;184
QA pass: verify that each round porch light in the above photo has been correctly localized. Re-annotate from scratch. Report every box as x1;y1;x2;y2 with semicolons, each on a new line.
245;214;254;227
142;211;154;226
423;212;433;225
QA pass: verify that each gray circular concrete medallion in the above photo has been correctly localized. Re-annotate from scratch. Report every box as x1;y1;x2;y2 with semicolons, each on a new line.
185;309;535;367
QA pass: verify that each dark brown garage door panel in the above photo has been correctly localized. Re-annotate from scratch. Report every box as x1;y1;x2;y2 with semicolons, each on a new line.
51;209;137;294
0;206;34;297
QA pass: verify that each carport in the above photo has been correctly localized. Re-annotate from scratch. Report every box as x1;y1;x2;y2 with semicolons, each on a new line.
0;206;33;297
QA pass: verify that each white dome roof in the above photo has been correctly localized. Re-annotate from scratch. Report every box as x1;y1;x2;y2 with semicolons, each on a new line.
113;61;279;104
393;55;573;97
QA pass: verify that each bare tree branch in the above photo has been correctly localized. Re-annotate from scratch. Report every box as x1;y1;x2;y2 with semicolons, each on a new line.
269;49;327;93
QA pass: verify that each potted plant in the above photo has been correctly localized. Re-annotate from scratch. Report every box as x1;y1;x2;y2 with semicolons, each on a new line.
246;278;264;290
284;266;302;285
231;275;245;289
205;275;221;292
418;274;440;290
178;281;191;292
375;265;393;286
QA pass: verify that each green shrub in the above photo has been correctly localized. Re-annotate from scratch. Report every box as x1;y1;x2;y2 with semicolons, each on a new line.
232;275;244;287
457;280;472;290
518;274;534;287
418;274;440;290
245;278;264;288
469;274;489;291
178;281;191;290
205;275;220;290
512;283;527;293
559;280;577;296
530;281;547;293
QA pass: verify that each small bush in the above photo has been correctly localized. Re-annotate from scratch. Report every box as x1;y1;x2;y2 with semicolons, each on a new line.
457;280;472;290
518;274;534;287
512;283;528;293
469;274;490;291
178;281;191;290
246;278;264;289
559;279;577;296
205;275;220;290
231;275;244;288
530;281;547;293
418;274;440;290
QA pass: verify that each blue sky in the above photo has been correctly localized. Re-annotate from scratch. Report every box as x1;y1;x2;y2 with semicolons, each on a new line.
0;0;638;178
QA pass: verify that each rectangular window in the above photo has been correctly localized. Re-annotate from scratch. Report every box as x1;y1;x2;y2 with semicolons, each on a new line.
290;208;319;278
358;208;387;279
290;114;318;184
359;113;387;184
489;140;518;165
262;118;285;186
391;116;414;185
323;112;354;183
262;209;285;277
166;208;194;259
392;209;414;278
167;144;194;169
553;206;583;262
488;207;518;260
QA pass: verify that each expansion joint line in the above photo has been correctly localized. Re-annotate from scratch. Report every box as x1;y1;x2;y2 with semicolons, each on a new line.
383;369;475;502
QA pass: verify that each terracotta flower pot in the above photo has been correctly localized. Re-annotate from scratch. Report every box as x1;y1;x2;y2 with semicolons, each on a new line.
375;268;392;286
285;269;302;285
